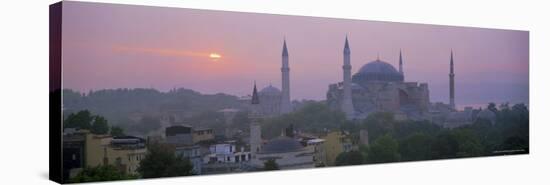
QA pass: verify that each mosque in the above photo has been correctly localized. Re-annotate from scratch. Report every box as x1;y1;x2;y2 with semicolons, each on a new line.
252;37;457;120
252;40;292;117
326;37;441;120
243;37;483;170
248;82;314;170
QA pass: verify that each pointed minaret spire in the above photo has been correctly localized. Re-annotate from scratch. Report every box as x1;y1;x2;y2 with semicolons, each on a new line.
251;81;259;105
344;35;350;50
341;35;354;119
449;50;456;110
450;50;454;74
280;38;291;114
399;49;403;73
249;81;262;159
282;39;288;57
399;49;404;81
377;53;380;61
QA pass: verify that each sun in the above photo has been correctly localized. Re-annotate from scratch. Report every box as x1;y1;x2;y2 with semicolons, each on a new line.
209;53;221;60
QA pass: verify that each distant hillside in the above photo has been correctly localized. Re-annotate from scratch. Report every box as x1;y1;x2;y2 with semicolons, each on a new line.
62;88;246;127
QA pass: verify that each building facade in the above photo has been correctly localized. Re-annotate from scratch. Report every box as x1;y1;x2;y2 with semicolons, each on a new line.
252;136;315;170
327;38;431;119
321;131;353;166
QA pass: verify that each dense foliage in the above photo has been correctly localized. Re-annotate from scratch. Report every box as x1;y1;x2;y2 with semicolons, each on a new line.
63;88;245;135
70;165;137;183
261;102;347;138
64;110;118;135
137;143;195;178
335;150;364;166
263;159;280;170
335;103;529;165
110;126;125;137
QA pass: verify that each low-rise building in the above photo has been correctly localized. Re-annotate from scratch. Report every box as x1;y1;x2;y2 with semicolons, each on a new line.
202;141;252;174
166;125;215;145
304;138;326;166
251;136;315;170
63;129;147;177
321;131;353;166
62;129;86;180
192;128;215;144
175;145;202;174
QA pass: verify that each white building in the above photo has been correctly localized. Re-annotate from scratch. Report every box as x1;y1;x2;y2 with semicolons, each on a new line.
204;142;251;164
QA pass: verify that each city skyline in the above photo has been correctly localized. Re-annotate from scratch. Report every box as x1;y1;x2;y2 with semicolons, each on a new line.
62;2;529;107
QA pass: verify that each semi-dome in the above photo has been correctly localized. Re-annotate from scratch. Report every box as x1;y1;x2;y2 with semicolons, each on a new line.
260;136;304;154
352;59;404;84
260;85;281;95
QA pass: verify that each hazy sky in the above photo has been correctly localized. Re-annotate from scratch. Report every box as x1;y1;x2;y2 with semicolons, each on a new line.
62;2;529;107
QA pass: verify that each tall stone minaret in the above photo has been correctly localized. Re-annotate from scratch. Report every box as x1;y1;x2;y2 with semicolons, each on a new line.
399;49;404;76
341;36;354;119
449;51;456;110
249;82;262;158
280;39;292;114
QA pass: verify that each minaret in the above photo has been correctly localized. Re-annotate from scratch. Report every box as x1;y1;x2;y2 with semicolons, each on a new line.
449;51;456;110
341;36;355;119
280;39;292;114
249;82;262;158
399;50;404;74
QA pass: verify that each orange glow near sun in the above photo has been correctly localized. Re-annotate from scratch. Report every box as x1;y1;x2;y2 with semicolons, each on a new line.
209;53;221;60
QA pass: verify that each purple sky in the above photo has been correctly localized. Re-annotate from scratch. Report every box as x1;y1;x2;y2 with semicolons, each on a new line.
62;2;529;107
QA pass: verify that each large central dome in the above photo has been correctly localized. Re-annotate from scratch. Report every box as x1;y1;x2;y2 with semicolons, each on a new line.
352;59;404;84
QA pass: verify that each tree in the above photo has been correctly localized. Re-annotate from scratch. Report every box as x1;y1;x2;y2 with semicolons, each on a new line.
64;110;93;130
430;131;459;159
335;150;364;166
366;134;400;163
431;129;483;159
487;102;498;114
110;126;125;137
392;120;441;140
261;102;346;138
70;165;136;183
263;159;280;170
362;112;395;142
399;133;433;161
64;110;112;135
497;136;528;154
452;129;483;157
137;143;194;178
91;116;109;135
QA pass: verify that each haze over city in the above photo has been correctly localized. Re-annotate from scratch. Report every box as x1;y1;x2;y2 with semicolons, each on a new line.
55;2;530;183
62;2;529;108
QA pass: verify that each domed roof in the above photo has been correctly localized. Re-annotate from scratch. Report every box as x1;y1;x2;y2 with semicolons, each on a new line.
353;59;404;83
260;136;304;154
358;59;400;75
260;85;281;95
